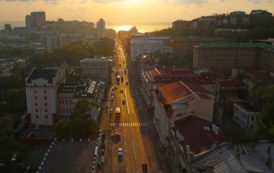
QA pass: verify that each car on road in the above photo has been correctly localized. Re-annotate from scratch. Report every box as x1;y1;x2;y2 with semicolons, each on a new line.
110;108;113;113
122;98;126;105
142;163;148;173
126;81;128;86
120;89;123;93
11;153;17;162
118;148;123;157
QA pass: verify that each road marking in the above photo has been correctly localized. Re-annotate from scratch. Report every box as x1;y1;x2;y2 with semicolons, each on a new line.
132;141;139;173
124;89;130;114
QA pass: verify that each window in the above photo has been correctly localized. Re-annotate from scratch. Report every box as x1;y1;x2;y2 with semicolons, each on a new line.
35;109;38;112
45;102;47;106
45;115;48;119
44;90;47;93
34;90;37;93
45;109;47;112
35;96;37;100
36;115;38;119
35;102;38;106
44;96;47;100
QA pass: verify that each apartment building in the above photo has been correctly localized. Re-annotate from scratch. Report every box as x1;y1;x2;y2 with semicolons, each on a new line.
129;36;173;61
168;116;224;173
193;42;274;73
57;80;105;121
154;81;214;146
26;68;65;126
141;67;224;108
233;102;260;130
80;57;112;82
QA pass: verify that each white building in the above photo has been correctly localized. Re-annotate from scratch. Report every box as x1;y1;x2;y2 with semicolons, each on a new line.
26;68;65;126
129;36;173;61
80;57;112;82
233;102;260;130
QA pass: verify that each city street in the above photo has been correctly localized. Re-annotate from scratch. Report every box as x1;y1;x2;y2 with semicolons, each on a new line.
99;39;163;173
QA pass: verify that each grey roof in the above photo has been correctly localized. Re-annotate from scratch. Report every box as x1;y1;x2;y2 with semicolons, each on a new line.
27;69;57;83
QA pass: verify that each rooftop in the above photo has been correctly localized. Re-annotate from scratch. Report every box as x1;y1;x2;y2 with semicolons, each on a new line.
58;80;105;99
158;81;193;104
175;116;224;154
235;102;260;112
80;57;111;63
192;142;274;173
27;68;58;83
195;42;272;49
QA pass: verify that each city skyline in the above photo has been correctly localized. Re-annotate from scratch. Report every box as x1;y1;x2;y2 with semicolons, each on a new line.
0;0;274;25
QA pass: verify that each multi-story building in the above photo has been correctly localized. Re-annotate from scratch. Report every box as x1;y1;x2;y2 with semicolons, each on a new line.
80;57;112;82
233;102;260;130
96;18;105;38
154;81;214;146
141;67;224;108
191;142;274;173
57;80;106;121
26;11;46;28
26;68;65;126
193;42;274;73
168;116;224;173
129;36;173;61
216;79;246;105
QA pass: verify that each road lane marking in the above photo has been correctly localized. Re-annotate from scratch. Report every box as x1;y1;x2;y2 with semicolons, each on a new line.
124;89;130;114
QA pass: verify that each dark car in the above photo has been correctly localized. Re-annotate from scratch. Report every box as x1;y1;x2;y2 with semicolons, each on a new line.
142;163;148;173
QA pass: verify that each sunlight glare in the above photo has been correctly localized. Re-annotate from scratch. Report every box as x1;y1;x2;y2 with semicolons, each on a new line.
113;25;133;32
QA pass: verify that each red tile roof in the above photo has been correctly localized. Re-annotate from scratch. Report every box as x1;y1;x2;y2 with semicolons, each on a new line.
158;81;212;104
175;116;224;154
158;81;193;104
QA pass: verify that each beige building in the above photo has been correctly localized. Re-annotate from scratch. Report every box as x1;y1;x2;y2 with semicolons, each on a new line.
80;57;111;82
154;81;214;146
26;68;65;126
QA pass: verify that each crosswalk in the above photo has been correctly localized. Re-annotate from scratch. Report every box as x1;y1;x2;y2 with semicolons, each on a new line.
109;122;148;127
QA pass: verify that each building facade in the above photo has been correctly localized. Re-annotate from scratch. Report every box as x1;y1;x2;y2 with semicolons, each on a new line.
26;68;65;126
26;11;46;28
154;81;214;146
129;36;173;61
193;42;274;73
233;102;260;130
80;57;112;82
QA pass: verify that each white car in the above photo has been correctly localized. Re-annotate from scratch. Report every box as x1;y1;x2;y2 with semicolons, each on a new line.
110;108;113;113
118;148;123;156
11;153;17;162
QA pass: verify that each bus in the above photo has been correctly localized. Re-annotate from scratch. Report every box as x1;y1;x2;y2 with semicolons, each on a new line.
116;75;121;85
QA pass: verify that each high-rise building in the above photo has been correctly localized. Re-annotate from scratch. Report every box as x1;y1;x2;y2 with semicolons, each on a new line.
26;68;65;126
26;11;46;28
96;18;105;38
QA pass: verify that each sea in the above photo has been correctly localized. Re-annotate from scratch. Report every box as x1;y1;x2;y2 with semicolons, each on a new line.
107;23;171;33
0;21;171;33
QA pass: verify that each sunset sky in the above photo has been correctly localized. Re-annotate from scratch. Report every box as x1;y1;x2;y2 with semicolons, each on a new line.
0;0;274;25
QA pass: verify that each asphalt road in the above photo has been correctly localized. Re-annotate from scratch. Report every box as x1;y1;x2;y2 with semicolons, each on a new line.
99;39;162;173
